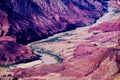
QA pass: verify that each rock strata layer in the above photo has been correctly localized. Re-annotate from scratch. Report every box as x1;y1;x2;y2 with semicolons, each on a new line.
10;43;120;80
0;40;41;66
0;0;108;44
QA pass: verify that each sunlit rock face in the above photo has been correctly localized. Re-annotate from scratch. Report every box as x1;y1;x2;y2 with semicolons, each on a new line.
11;44;120;80
1;0;120;80
0;0;108;44
89;19;120;32
0;40;41;66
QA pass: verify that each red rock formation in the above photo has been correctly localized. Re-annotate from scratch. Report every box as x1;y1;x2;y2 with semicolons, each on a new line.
0;9;9;37
0;40;41;66
10;43;120;80
0;8;41;66
0;0;108;44
89;19;120;32
88;31;120;44
0;0;120;80
109;0;120;9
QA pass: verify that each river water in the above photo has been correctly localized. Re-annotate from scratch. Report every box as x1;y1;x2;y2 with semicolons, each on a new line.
11;6;115;69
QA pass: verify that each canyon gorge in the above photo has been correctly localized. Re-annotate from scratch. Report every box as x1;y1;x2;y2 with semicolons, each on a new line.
0;0;120;80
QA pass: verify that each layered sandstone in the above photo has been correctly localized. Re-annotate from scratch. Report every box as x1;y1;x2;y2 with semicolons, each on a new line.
0;0;108;44
7;43;120;80
89;19;120;32
0;40;41;66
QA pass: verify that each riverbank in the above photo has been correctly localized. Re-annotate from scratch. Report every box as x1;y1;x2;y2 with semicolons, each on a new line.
1;2;120;80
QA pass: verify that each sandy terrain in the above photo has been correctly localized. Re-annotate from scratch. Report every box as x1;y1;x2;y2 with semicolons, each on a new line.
29;5;119;62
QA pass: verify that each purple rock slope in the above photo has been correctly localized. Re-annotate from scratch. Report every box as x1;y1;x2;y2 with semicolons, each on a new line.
0;40;41;66
0;0;108;44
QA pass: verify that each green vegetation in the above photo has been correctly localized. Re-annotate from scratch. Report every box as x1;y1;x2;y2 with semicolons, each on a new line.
114;9;120;13
43;37;62;42
0;64;12;68
32;48;64;63
42;32;74;43
62;33;74;37
29;32;74;62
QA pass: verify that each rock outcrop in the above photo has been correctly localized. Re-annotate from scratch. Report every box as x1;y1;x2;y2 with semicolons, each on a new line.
89;19;120;32
0;9;42;66
0;40;41;66
9;43;120;80
1;0;120;80
0;0;108;44
89;0;120;33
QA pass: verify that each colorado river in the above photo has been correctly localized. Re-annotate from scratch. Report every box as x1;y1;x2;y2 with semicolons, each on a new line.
11;5;115;69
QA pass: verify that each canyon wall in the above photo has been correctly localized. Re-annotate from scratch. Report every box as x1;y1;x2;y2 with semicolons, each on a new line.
0;0;108;44
0;40;41;66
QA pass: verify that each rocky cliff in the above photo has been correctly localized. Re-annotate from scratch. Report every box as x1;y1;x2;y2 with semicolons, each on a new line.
9;43;120;80
0;40;41;66
0;0;120;80
0;0;108;44
89;18;120;32
0;7;42;66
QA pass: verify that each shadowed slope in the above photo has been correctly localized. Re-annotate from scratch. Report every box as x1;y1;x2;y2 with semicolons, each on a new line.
0;0;108;44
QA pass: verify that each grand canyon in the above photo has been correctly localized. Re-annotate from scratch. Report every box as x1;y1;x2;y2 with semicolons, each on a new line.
0;0;120;80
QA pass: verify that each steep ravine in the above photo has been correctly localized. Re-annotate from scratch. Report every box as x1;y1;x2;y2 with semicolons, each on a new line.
0;0;120;80
1;2;119;80
0;0;108;45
